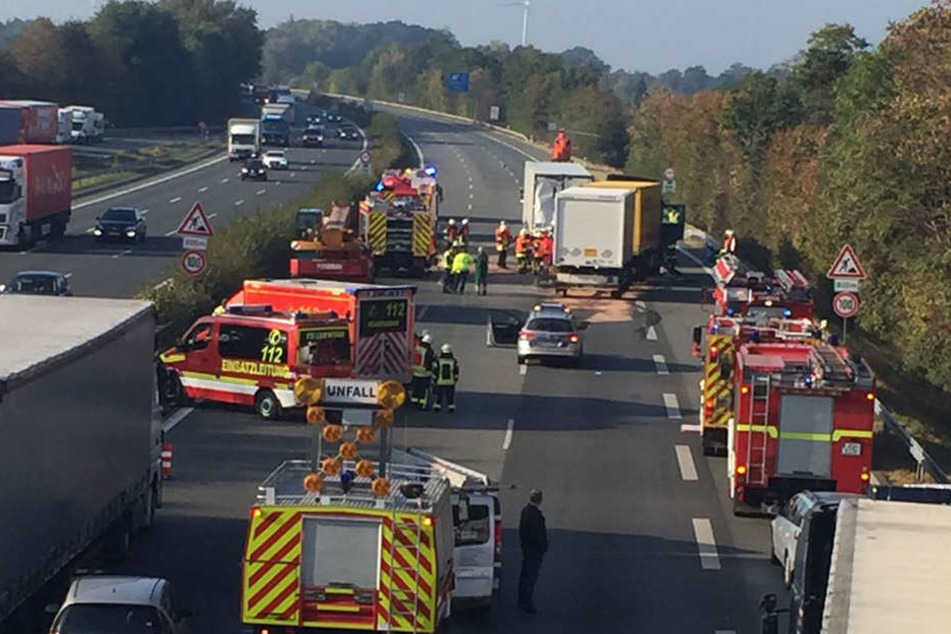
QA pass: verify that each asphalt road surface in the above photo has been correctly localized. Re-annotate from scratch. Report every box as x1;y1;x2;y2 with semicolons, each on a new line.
7;107;788;633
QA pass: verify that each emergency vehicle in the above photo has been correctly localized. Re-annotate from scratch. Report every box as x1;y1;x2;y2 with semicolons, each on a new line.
728;342;875;515
290;206;375;283
694;315;822;455
711;257;814;320
159;306;352;419
361;168;439;275
227;279;417;382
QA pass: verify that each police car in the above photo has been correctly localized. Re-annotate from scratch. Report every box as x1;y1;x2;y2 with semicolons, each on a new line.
516;302;586;366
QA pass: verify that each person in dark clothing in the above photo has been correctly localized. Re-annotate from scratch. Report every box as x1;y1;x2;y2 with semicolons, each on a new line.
518;489;548;613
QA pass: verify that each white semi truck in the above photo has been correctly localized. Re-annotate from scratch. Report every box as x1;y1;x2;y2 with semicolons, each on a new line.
63;106;105;143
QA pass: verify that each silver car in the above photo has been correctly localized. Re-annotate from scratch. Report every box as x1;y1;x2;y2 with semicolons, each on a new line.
516;303;586;366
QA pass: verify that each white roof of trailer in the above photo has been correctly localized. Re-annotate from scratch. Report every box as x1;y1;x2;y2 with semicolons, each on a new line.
558;186;632;200
0;295;153;382
526;162;593;178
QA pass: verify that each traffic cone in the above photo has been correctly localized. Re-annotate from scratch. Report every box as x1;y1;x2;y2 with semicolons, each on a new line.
161;442;173;480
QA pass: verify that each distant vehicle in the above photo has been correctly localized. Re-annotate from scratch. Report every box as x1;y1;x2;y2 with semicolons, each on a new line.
47;576;193;634
305;113;322;125
64;105;105;144
55;108;72;144
337;125;360;140
516;302;587;366
240;157;267;181
301;126;324;147
326;111;342;123
0;270;72;295
94;206;147;242
262;150;288;170
770;491;857;587
227;118;261;161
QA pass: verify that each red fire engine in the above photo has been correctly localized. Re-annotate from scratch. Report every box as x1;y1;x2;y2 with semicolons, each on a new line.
361;169;439;275
289;206;374;282
728;342;875;515
711;257;814;320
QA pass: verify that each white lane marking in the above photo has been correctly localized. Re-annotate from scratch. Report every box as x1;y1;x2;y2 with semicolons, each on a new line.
635;300;647;309
164;229;177;237
168;196;182;204
469;183;473;190
468;176;473;182
416;305;429;322
290;172;296;178
74;154;227;210
220;177;229;183
467;203;472;211
406;134;425;167
680;423;702;433
162;407;194;433
198;186;208;193
692;518;722;570
469;193;474;199
207;213;217;219
519;364;527;376
503;418;515;450
479;132;538;161
664;393;682;419
256;188;266;196
85;227;95;234
112;248;132;259
63;272;73;279
234;199;244;206
646;325;658;341
653;354;669;375
153;278;173;291
141;209;150;215
675;445;699;481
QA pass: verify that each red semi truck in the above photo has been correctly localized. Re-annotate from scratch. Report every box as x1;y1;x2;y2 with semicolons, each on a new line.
0;144;73;247
0;101;59;144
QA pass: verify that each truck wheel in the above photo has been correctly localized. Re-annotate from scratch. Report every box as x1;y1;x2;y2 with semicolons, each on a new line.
255;389;283;420
51;219;66;238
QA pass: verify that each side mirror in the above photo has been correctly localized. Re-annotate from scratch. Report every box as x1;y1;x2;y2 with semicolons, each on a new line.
692;326;703;346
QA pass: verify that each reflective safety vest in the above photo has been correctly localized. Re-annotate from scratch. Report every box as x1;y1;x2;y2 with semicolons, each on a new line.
413;344;432;377
451;252;472;274
212;304;226;316
441;250;453;270
495;227;511;251
434;355;459;386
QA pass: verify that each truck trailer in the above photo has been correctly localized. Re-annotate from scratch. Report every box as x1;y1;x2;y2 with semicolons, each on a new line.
0;144;72;246
520;161;593;233
228;117;262;160
0;295;162;625
63;105;105;144
0;100;58;144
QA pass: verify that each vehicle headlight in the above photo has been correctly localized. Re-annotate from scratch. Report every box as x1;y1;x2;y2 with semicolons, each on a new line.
93;228;102;236
241;168;248;172
126;229;137;237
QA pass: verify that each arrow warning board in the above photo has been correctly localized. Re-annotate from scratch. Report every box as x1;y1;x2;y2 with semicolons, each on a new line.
827;244;866;280
176;202;215;237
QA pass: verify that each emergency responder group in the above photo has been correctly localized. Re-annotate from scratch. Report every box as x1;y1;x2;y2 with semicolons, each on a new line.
411;332;460;412
494;221;553;274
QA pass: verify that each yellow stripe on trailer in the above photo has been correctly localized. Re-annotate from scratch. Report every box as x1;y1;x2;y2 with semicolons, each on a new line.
413;213;434;257
368;211;387;255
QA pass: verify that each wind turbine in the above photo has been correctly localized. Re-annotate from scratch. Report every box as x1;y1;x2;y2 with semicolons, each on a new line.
501;1;530;47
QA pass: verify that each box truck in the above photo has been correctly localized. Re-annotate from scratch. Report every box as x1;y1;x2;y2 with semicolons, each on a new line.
227;117;261;160
0;295;162;626
0;100;58;144
0;144;72;246
63;105;105;143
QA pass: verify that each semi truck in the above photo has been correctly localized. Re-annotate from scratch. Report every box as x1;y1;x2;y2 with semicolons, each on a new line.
227;117;262;160
0;295;162;626
0;100;58;144
261;104;291;146
0;144;72;247
551;179;662;297
520;161;592;233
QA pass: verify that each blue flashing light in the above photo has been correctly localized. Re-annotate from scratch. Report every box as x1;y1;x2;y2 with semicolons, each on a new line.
726;307;736;316
424;165;437;176
341;469;356;493
375;181;384;192
805;374;814;387
783;309;793;318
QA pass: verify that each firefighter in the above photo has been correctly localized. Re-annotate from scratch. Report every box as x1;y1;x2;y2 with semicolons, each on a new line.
451;245;473;295
441;244;456;294
515;228;532;273
551;128;572;162
534;228;553;275
460;218;471;245
531;229;546;275
445;218;459;245
474;246;489;296
431;344;459;413
411;333;435;409
518;489;548;613
718;229;737;256
495;221;512;268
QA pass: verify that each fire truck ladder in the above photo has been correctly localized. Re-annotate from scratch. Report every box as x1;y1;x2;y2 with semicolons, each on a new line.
746;373;771;486
387;510;424;632
812;346;853;385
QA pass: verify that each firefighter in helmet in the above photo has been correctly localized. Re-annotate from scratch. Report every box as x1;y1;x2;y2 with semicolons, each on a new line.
411;332;435;409
431;343;460;413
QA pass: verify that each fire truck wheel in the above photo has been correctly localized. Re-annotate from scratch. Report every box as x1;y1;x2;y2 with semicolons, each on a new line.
255;389;283;420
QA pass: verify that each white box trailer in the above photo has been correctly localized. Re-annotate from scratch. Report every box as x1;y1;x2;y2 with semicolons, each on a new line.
0;295;162;625
520;162;593;232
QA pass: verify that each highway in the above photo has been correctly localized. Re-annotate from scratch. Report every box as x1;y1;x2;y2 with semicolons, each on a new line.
6;107;787;632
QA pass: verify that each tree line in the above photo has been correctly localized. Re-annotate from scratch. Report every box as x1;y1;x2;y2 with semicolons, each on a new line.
0;1;262;127
627;4;951;393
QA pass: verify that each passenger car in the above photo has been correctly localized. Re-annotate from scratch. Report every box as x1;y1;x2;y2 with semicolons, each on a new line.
337;125;360;140
516;303;586;365
240;157;267;181
0;270;72;295
771;491;857;587
94;207;147;242
47;576;193;634
302;126;324;147
262;150;288;170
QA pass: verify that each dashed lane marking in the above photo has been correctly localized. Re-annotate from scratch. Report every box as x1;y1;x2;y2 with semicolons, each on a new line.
519;364;527;376
663;393;682;419
256;188;266;196
676;445;699;481
85;227;95;234
469;193;474;199
220;177;229;183
692;519;722;570
234;200;244;206
63;272;73;279
680;423;702;433
653;354;669;375
141;209;150;215
207;213;217;219
112;248;132;259
467;203;472;211
162;407;194;433
503;418;515;450
168;196;182;204
290;172;296;178
164;229;177;237
198;186;208;193
646;325;658;340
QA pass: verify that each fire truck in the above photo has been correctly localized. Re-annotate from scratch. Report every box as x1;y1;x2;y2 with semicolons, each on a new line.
693;316;822;456
361;169;439;275
711;256;814;320
728;342;875;515
290;205;374;283
227;279;417;382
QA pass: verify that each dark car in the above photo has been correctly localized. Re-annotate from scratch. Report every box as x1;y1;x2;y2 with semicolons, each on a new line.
241;158;267;181
0;270;72;296
305;114;322;125
326;111;341;123
302;126;325;147
338;126;360;140
94;207;147;242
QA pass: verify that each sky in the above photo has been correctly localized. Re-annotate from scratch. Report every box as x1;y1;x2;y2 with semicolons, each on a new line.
2;0;931;74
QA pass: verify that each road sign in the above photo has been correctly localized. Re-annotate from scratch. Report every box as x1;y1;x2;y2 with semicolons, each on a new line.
664;166;675;181
359;150;371;166
833;292;860;318
827;244;866;279
547;121;557;132
447;72;470;92
662;180;676;194
176;202;214;237
182;236;209;251
182;249;206;275
489;105;500;121
834;279;860;292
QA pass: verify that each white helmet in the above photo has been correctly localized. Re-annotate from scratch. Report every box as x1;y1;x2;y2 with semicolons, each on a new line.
448;219;456;226
725;229;734;236
462;218;469;225
422;333;432;344
441;343;452;354
499;221;506;228
520;228;529;236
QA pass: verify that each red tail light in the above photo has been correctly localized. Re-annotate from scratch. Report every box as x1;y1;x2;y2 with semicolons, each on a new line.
519;330;535;340
494;519;502;562
567;334;580;343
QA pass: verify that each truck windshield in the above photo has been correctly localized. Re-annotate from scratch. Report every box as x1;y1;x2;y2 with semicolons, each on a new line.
231;133;256;145
54;604;165;634
71;121;85;131
0;173;19;204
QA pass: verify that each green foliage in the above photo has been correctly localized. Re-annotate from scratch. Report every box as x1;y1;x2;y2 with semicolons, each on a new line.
790;24;869;125
0;18;29;50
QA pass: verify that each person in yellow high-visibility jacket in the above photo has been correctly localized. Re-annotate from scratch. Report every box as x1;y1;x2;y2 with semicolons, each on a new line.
451;247;473;295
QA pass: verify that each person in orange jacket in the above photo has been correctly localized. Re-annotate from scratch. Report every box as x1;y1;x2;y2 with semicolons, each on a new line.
551;129;572;162
538;229;553;269
515;228;532;273
495;221;512;268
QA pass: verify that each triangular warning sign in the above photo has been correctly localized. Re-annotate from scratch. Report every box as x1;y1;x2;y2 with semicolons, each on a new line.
827;244;866;280
176;202;214;237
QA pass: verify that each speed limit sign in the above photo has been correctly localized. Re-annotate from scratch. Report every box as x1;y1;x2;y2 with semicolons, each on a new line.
833;292;859;318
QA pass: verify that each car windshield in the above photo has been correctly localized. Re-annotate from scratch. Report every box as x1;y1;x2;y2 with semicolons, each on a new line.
526;318;573;333
53;604;164;634
103;208;136;223
9;274;58;294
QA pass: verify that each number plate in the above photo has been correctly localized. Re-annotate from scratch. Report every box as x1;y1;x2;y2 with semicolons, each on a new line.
841;442;862;456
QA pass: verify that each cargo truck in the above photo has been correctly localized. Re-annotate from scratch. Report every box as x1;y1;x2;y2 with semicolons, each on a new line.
64;105;105;143
261;105;291;146
0;295;163;626
520;161;593;233
0;100;58;144
228;117;262;160
551;180;662;297
0;144;72;246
